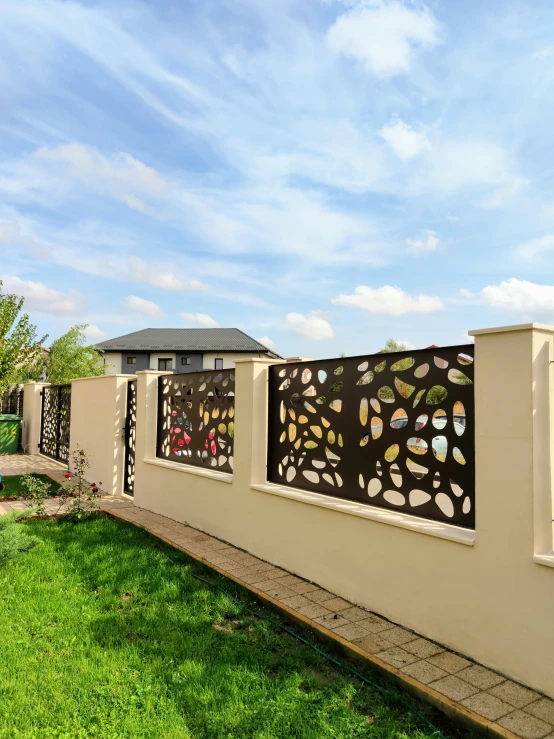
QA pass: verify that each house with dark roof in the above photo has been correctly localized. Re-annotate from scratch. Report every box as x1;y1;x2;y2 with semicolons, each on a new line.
95;328;280;374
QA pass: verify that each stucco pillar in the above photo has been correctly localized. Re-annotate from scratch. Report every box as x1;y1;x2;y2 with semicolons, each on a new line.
469;323;554;558
69;374;136;496
22;382;48;455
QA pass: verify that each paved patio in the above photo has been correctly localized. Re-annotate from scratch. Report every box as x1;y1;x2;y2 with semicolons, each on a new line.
1;454;553;739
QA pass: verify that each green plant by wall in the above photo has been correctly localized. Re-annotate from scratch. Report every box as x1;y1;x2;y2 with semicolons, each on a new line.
18;473;52;516
61;447;102;519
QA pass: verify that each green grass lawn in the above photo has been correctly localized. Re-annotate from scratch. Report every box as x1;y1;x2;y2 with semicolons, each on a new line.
0;473;62;499
0;516;477;739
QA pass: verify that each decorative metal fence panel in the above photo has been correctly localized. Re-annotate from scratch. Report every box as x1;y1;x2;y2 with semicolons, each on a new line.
40;385;71;464
157;371;235;473
267;345;475;529
124;379;137;495
0;387;23;416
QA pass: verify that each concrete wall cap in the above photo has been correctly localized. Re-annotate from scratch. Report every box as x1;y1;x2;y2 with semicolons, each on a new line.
469;323;554;336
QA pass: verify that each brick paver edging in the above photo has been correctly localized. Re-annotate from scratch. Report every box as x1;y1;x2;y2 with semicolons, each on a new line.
104;507;526;739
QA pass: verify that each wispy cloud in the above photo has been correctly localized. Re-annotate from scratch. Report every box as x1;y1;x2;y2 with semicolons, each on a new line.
332;285;444;315
481;278;554;316
407;230;440;254
326;1;441;78
379;119;431;161
124;295;164;316
286;311;334;340
178;312;220;328
2;275;81;314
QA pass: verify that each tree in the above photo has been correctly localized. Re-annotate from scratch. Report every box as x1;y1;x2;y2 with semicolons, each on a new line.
46;325;107;385
0;281;47;391
379;338;408;354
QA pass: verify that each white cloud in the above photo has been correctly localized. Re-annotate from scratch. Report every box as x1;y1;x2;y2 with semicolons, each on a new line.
513;235;554;262
379;119;431;161
286;311;335;340
327;0;441;78
407;229;440;254
332;285;444;315
35;143;169;213
1;275;81;314
124;295;164;317
82;324;106;340
178;312;220;328
0;219;53;259
533;48;553;59
458;288;474;299
255;335;276;349
129;257;206;291
481;278;554;315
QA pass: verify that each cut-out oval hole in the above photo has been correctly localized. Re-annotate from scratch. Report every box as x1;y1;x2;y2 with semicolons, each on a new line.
390;408;408;429
376;460;383;476
370;398;381;413
374;360;386;372
384;444;400;462
301;368;312;384
391;357;415;372
432;435;447;462
371;417;383;440
413;389;426;408
334;366;344;375
358;361;369;372
426;385;448;405
290;368;298;379
453;447;466;465
378;386;395;403
407;437;428;455
318;370;327;384
357;371;374;386
360;398;368;427
414;363;429;379
435;493;454;518
407;458;428;479
395;377;415;399
432;409;447;430
390;463;402;487
457;353;473;366
448;368;473;385
450;479;463;497
434;356;448;369
415;414;428;431
433;471;440;488
278;368;287;378
453;401;466;436
291;393;302;407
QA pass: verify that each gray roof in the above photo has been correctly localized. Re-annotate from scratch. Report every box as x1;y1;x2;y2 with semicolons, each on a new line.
95;328;280;356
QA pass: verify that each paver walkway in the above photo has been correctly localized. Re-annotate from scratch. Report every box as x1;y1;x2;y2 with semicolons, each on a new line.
1;455;553;739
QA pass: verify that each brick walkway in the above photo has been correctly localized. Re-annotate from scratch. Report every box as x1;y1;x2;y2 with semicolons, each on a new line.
1;455;553;739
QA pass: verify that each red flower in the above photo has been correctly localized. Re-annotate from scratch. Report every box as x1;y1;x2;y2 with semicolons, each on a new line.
65;473;72;478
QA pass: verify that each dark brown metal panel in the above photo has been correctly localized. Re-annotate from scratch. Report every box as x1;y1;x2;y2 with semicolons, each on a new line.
40;384;71;464
123;379;137;495
267;345;475;529
156;370;235;473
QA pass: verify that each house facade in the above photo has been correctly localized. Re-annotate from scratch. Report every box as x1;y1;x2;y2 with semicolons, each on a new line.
95;328;279;374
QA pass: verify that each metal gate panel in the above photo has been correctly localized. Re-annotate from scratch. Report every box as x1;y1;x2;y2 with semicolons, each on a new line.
40;385;71;464
123;379;137;495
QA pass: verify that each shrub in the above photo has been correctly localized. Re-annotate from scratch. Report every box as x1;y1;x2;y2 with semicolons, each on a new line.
61;447;102;520
0;510;39;567
18;473;52;515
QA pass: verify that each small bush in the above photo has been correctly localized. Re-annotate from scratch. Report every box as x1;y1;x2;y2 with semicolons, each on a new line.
18;473;52;515
0;510;39;567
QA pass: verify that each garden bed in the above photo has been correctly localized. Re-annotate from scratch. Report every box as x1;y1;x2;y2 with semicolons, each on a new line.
0;473;62;502
0;515;477;738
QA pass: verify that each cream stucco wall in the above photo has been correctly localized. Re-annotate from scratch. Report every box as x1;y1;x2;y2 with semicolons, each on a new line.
102;352;121;375
149;352;176;371
201;352;268;370
69;374;135;496
131;326;554;699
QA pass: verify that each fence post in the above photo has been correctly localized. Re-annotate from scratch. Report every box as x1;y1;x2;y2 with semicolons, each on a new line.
22;382;49;455
233;358;282;489
469;323;554;557
69;375;136;495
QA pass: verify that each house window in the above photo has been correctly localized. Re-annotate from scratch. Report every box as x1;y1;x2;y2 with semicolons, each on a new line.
181;357;191;365
127;357;137;365
158;358;173;371
214;358;223;370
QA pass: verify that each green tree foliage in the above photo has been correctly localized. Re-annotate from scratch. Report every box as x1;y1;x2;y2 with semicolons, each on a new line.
0;281;47;390
46;325;107;385
379;338;408;354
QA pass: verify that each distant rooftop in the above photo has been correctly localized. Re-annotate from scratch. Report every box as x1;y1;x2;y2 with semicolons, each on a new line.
95;328;280;356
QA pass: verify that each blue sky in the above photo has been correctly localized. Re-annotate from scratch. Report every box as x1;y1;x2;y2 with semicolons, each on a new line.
1;0;554;357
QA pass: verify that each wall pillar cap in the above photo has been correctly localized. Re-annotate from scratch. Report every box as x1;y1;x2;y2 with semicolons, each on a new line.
469;322;554;337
